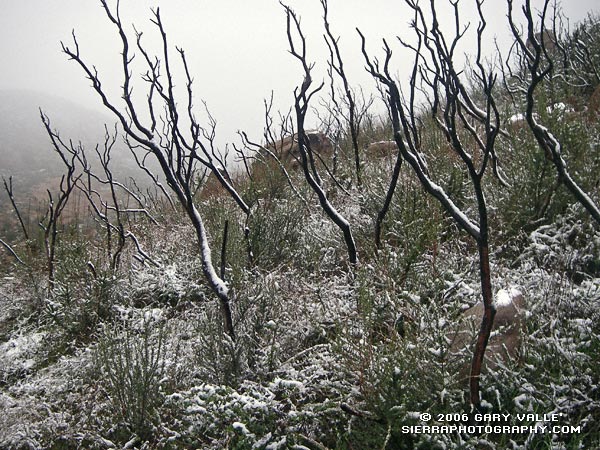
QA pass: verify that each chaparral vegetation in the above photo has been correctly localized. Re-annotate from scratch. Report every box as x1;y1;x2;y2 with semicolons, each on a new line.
1;0;599;448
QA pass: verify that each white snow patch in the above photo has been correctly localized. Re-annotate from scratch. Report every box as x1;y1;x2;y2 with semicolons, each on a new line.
496;289;512;307
265;436;287;449
143;308;164;324
123;436;140;449
253;433;273;448
495;287;522;307
509;113;525;123
440;388;448;403
0;332;46;375
514;393;530;410
547;102;574;114
232;421;251;435
428;347;442;357
480;399;493;410
270;378;304;391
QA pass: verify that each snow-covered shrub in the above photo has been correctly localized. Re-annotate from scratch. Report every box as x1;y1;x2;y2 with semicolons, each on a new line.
162;345;353;449
42;273;123;349
164;382;287;449
518;205;600;281
188;303;243;386
93;313;179;443
0;330;47;385
247;196;321;271
494;89;600;241
131;262;206;307
330;259;472;449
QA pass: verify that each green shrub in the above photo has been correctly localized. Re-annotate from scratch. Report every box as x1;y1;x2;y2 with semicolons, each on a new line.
94;315;173;442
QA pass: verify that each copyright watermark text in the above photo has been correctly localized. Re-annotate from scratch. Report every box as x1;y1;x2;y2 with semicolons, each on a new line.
401;412;581;435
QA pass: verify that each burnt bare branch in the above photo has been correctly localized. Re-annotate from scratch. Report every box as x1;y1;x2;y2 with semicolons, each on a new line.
2;176;30;241
506;0;600;225
283;2;357;267
360;0;508;407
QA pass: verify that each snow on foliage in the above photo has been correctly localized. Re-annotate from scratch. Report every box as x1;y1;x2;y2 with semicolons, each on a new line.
0;170;598;449
494;287;522;307
0;331;46;381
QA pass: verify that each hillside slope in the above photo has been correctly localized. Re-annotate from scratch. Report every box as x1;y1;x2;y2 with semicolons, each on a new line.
0;89;142;192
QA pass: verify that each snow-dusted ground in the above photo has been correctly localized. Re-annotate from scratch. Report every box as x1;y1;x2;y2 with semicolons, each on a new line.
0;200;598;449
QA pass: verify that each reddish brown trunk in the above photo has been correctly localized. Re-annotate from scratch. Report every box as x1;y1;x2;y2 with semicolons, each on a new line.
469;241;495;407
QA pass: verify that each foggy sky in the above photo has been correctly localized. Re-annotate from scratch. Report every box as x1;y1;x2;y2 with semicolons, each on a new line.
1;0;598;149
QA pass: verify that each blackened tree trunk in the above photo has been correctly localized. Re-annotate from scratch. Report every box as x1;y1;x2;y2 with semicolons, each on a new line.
359;0;504;407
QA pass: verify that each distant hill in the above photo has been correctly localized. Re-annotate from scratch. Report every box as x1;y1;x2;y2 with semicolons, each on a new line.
0;89;144;194
0;90;165;239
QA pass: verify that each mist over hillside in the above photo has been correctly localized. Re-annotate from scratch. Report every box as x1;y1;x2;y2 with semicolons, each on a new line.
0;90;142;193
